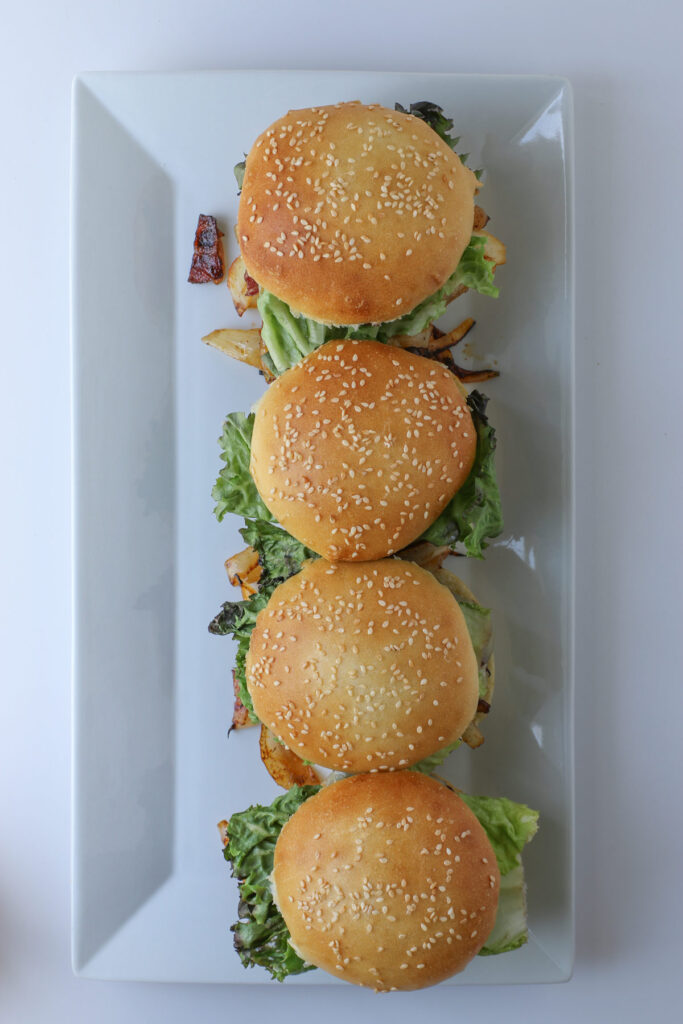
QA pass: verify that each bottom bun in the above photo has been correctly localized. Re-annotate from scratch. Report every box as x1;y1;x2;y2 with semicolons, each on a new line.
272;772;500;991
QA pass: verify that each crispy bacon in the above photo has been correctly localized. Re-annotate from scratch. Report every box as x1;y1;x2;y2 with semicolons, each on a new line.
244;272;259;296
188;214;225;284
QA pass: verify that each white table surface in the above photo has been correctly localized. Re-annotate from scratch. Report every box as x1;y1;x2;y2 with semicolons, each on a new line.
2;1;682;1020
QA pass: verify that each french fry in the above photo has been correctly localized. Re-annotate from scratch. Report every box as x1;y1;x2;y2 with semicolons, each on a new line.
227;255;259;315
202;327;262;368
452;366;500;384
225;547;261;589
391;326;435;350
473;229;507;267
428;318;475;353
472;205;490;231
445;283;469;305
461;722;485;749
259;725;323;789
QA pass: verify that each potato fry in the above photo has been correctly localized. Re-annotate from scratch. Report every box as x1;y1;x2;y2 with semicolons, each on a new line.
390;326;435;350
445;283;469;305
202;327;263;368
227;255;259;315
472;205;490;231
452;367;500;384
430;318;475;353
461;722;485;749
473;229;507;267
225;547;261;589
259;725;322;789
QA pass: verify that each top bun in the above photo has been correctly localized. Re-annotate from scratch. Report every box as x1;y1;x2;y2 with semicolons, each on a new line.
250;340;476;561
237;101;477;326
273;771;500;991
245;558;479;772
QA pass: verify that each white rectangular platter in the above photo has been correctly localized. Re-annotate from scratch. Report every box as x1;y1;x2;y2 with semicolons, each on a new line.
71;70;574;983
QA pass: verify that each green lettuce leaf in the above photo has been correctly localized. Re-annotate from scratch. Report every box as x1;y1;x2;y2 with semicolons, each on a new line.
461;794;539;877
224;785;321;980
209;588;271;722
256;235;498;377
239;520;316;589
420;390;503;557
234;160;246;192
457;599;493;700
448;235;498;297
258;290;328;376
410;739;461;775
409;596;491;773
458;599;493;672
395;100;461;151
394;100;482;180
479;865;528;956
462;794;539;955
209;522;315;719
212;412;275;523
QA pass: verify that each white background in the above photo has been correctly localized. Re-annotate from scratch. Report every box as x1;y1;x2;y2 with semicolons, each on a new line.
2;1;682;1020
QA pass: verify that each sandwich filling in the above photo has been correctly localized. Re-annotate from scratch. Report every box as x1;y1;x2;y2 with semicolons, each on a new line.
254;235;497;376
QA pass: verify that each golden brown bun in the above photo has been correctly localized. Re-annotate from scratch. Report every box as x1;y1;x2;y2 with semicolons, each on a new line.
237;101;477;325
273;772;500;990
250;340;476;561
246;558;479;772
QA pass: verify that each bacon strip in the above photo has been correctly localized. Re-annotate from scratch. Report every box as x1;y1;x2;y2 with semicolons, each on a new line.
188;214;225;283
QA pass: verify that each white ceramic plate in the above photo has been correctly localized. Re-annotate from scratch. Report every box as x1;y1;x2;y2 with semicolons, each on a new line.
71;71;574;984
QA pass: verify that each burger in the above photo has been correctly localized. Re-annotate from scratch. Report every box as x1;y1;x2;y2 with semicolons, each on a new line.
247;557;480;773
219;771;539;989
209;520;495;775
250;339;482;561
213;342;502;562
209;99;506;378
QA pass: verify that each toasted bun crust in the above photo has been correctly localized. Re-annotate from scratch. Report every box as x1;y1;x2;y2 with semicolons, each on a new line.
250;340;476;561
273;772;500;990
246;558;479;772
237;101;477;325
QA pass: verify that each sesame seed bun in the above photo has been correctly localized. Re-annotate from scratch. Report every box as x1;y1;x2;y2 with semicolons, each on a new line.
272;771;500;990
245;558;479;773
250;340;476;561
237;101;477;326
